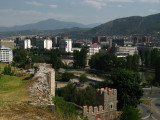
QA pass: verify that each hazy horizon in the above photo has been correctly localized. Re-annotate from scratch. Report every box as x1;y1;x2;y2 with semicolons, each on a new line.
0;0;160;27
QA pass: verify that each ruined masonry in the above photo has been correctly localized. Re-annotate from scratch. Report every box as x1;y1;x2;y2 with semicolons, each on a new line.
29;63;55;107
83;87;118;120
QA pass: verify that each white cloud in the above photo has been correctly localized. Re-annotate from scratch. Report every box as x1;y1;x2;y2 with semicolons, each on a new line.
25;1;44;6
0;9;74;27
49;4;58;8
149;9;157;13
106;0;134;2
139;0;160;3
117;4;123;7
81;0;107;9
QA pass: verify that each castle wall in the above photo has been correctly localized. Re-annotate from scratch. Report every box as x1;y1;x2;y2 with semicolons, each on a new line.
29;63;55;107
83;87;118;120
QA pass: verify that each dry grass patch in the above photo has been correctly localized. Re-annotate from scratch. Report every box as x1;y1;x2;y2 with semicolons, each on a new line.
0;75;30;106
0;103;65;120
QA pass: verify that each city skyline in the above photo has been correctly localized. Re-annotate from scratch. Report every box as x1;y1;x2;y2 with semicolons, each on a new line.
0;0;160;27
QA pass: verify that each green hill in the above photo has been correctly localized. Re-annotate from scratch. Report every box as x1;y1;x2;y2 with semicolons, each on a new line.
85;13;160;36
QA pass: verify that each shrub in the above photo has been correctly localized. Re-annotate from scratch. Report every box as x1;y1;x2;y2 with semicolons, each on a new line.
53;96;77;117
3;65;14;76
61;72;74;82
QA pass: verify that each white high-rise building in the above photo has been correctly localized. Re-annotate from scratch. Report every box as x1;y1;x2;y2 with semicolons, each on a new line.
19;39;31;49
0;46;13;63
88;44;101;56
59;39;72;52
114;46;138;57
37;39;52;50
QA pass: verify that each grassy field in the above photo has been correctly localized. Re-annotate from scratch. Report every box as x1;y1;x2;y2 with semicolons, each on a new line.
0;74;76;120
0;62;7;73
0;75;30;106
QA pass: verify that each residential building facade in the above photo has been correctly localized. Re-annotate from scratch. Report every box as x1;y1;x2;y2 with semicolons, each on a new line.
19;39;31;49
92;36;108;43
37;39;52;50
88;44;101;56
59;39;72;52
114;45;138;57
0;46;13;63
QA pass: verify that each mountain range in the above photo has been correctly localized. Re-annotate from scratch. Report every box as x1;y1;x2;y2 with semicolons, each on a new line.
85;13;160;36
1;13;160;38
0;19;101;32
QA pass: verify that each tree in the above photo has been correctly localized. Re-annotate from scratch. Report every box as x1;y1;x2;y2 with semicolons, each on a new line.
73;49;87;68
111;68;143;109
89;53;126;72
79;74;88;85
126;55;139;72
61;72;74;82
144;50;151;67
3;65;14;76
50;50;63;69
56;83;96;106
132;55;139;72
126;55;132;70
146;76;154;93
120;106;142;120
151;48;159;68
72;43;81;48
138;50;145;66
155;55;160;86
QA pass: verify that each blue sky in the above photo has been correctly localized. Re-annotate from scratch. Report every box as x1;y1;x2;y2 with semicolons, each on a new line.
0;0;160;27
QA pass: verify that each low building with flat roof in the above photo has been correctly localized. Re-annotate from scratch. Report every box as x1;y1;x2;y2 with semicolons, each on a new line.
0;40;15;49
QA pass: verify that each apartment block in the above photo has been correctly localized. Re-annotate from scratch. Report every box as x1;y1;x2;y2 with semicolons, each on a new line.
92;36;108;43
59;39;72;52
88;44;101;56
19;39;31;49
37;39;52;50
0;46;13;63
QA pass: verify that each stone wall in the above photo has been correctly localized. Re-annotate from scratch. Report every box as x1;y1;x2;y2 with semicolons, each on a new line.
83;87;118;120
29;63;55;107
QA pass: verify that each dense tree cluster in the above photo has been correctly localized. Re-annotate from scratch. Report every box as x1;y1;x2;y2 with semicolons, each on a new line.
56;83;96;106
13;49;65;69
120;106;142;120
126;55;139;72
89;53;139;72
139;49;159;68
93;68;143;110
139;48;160;85
73;49;87;68
155;55;160;85
111;68;143;109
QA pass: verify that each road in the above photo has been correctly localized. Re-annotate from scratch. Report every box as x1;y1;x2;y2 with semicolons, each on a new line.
140;87;160;119
74;74;104;82
139;103;160;120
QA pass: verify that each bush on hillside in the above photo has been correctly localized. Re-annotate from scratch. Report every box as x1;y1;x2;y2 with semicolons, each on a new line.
53;96;77;117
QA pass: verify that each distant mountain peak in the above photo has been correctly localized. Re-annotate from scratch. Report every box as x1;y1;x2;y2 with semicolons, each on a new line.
0;19;99;32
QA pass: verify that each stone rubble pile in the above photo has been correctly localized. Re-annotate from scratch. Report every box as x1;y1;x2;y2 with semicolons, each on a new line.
29;63;55;107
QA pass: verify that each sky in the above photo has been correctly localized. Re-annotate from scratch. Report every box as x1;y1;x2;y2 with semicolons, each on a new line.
0;0;160;27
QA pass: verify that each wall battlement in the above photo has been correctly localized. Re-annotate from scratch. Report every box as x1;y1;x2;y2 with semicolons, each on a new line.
83;105;104;116
96;87;117;96
83;87;117;120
